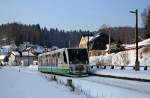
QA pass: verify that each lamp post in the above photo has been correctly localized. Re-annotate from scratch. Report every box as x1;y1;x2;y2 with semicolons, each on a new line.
108;28;111;54
130;9;140;71
28;48;29;66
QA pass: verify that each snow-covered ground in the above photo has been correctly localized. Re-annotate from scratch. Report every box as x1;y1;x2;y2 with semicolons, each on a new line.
1;66;150;98
90;67;150;80
89;38;150;82
0;66;86;98
74;77;150;98
45;74;150;98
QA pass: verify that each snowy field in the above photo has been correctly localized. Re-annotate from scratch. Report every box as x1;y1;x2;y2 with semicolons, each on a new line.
1;66;150;98
0;66;86;98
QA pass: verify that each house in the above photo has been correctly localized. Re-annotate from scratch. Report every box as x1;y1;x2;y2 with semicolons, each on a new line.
0;44;17;55
19;42;45;61
79;33;109;50
79;35;93;49
79;33;110;56
8;51;34;66
0;55;6;66
26;45;45;61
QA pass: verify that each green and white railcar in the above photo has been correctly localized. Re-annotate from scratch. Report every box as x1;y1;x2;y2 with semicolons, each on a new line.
38;48;89;77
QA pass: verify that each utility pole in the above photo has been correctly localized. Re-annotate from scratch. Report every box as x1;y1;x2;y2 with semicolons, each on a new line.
28;49;29;66
108;28;111;54
87;32;89;51
69;40;70;48
27;32;30;66
130;9;140;71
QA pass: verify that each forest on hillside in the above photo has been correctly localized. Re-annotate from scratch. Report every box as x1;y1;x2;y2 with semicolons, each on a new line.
0;22;91;48
0;22;146;48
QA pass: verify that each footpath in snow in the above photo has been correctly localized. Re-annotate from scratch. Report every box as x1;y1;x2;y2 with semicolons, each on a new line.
0;66;86;98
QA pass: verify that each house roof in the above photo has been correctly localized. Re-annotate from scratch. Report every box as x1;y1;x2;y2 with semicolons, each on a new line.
22;52;34;56
81;36;94;42
81;34;100;43
11;51;34;57
89;34;100;42
0;55;6;60
11;51;20;56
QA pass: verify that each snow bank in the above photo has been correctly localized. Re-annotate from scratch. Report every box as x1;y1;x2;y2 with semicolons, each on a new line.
90;53;115;65
73;77;150;98
45;74;150;98
90;46;150;66
90;38;150;66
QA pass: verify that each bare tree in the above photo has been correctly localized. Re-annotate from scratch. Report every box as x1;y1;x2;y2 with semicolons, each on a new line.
141;6;150;38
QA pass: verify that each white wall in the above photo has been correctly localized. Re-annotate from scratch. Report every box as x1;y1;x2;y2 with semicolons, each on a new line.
9;54;33;66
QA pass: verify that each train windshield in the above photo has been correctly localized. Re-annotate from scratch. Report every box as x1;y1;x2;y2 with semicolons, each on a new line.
68;49;89;64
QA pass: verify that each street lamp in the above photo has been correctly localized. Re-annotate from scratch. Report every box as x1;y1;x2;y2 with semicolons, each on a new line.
130;9;140;71
108;27;111;54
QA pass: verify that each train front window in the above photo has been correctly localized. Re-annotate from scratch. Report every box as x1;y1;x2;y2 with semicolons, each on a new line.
68;49;89;64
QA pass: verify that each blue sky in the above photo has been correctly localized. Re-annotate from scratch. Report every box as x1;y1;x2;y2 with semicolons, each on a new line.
0;0;150;31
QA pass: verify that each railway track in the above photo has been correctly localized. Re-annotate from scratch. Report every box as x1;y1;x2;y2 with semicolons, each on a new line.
88;65;150;82
41;72;150;96
79;76;150;95
90;73;150;82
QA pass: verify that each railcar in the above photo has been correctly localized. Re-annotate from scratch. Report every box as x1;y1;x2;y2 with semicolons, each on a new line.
38;48;89;77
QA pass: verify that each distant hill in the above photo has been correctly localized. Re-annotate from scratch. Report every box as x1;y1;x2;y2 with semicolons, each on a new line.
0;22;91;48
99;27;145;44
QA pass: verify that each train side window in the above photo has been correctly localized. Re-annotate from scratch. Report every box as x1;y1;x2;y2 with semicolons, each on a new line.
63;52;67;63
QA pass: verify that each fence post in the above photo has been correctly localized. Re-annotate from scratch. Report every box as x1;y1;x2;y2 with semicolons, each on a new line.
97;66;99;68
51;75;57;81
67;79;74;91
111;66;114;69
104;66;106;69
133;66;135;70
144;66;148;71
121;66;124;70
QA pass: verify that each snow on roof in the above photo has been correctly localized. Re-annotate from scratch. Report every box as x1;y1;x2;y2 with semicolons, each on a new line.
11;51;20;56
140;38;150;44
22;52;34;56
11;51;34;56
89;36;94;41
1;45;11;53
1;44;17;55
0;55;6;60
34;46;45;53
2;45;12;48
89;34;100;42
